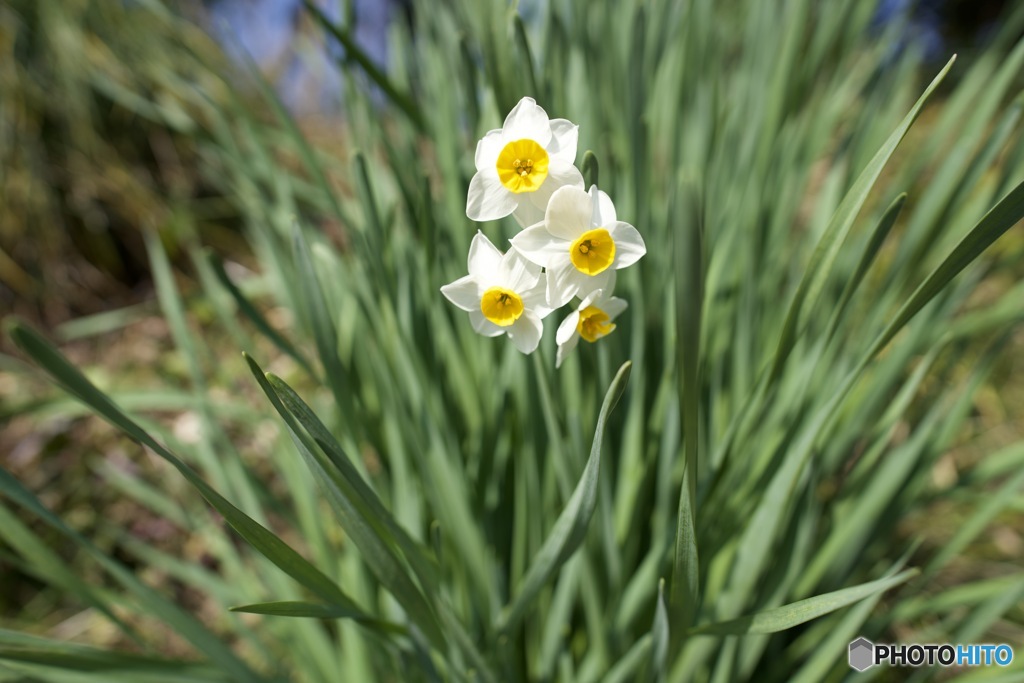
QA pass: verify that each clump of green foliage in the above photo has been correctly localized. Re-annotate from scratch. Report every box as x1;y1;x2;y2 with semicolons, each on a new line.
0;0;227;321
2;0;1024;681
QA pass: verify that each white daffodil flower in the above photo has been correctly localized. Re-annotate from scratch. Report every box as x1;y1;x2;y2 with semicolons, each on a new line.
466;97;583;227
510;184;646;308
555;280;628;368
440;231;552;354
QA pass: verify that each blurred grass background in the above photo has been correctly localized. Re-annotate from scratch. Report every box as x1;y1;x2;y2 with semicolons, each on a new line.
1;0;1023;680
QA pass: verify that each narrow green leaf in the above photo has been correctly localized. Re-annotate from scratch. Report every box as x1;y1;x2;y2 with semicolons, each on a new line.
352;151;388;281
788;547;916;683
264;372;441;595
649;580;670;682
513;15;540;99
825;192;906;343
0;649;229;682
458;35;481;134
55;302;154;341
866;179;1024;360
235;46;351;227
204;250;316;378
303;0;424;130
954;576;1024;643
353;151;385;235
437;604;498;683
0;469;260;683
290;220;355;420
924;458;1024;580
0;504;141;644
5;320;359;615
242;354;450;655
671;179;703;635
770;56;955;380
496;361;632;634
582;150;600;189
720;177;1021;621
893;574;1024;622
230;601;405;631
0;640;224;678
967;441;1024;483
537;556;582;680
601;635;653;683
230;600;340;618
689;569;918;636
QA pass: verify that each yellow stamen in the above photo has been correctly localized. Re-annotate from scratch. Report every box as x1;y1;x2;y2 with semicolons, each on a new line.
570;228;615;275
496;139;549;193
577;306;616;342
480;287;524;326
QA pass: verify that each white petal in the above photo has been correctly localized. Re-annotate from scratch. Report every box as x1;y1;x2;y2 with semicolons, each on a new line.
555;330;580;369
467;231;503;278
499;248;541;292
440;274;481;312
556;310;581;345
528;160;585;216
521;278;553;319
547;119;579;163
474;129;504;171
507;312;543;354
592;271;617;303
603;297;628;320
511;199;545;229
467;170;516;222
545;258;579;308
610;221;647;268
568;268;613;304
590;186;617;226
578;288;603;310
501;97;551;146
544;184;593;242
510;224;568;267
469;310;504;337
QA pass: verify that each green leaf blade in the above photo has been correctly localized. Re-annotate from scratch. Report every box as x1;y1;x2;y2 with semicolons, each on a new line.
690;569;918;636
496;361;632;634
770;55;956;380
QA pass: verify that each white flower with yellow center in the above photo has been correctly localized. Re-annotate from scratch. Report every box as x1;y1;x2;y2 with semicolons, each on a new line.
440;232;551;354
466;97;584;227
510;184;646;308
555;280;628;368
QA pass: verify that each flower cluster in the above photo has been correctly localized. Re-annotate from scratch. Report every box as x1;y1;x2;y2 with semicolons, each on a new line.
442;97;645;367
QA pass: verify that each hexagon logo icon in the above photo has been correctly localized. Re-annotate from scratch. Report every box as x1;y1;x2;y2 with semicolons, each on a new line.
849;637;875;672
